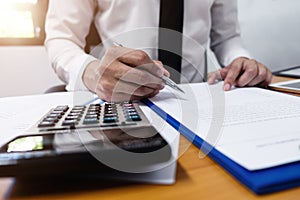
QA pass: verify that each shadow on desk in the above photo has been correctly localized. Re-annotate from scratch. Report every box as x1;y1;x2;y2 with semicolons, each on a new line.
7;175;137;199
5;164;189;199
44;85;66;93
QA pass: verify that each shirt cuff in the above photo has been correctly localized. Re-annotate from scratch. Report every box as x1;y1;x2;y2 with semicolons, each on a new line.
66;54;98;91
219;47;251;67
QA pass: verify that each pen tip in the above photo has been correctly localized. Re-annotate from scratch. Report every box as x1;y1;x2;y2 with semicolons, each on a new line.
177;87;185;94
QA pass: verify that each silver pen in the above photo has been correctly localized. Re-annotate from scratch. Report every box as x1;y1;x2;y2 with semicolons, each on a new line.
113;42;185;94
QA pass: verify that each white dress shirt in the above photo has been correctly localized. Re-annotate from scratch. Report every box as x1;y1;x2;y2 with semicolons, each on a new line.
45;0;250;91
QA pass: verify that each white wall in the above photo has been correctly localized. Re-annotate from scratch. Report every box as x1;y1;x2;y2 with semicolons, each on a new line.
0;46;63;97
204;0;300;73
238;0;300;71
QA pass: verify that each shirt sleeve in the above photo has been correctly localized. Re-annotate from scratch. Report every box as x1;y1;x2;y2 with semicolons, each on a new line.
210;0;251;67
45;0;98;91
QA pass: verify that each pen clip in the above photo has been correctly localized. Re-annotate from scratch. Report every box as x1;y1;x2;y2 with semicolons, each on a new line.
161;76;185;93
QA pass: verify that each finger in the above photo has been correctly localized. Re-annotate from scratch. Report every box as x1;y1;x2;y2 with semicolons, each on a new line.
112;80;158;97
223;59;244;90
265;69;273;85
219;67;229;80
207;71;219;84
207;68;228;84
104;46;135;64
207;71;217;84
119;50;164;77
148;90;160;98
154;60;170;77
246;63;266;86
109;61;164;90
102;90;160;102
235;59;258;87
249;66;273;86
120;66;164;89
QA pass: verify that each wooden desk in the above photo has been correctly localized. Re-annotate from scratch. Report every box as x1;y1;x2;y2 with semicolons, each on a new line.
1;76;299;200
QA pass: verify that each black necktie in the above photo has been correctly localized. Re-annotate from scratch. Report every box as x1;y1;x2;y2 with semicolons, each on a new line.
158;0;184;83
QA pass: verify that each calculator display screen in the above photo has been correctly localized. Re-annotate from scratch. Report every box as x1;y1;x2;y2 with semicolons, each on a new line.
7;135;49;153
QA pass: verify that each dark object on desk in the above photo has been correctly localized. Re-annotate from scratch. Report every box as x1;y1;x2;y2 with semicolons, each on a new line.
273;65;300;78
44;85;66;93
0;126;172;177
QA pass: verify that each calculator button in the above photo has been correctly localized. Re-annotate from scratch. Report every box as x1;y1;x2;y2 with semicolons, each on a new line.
104;113;118;117
104;110;115;115
105;104;116;107
71;108;84;112
124;111;138;116
87;109;100;113
90;104;101;107
126;115;141;121
65;115;81;121
69;113;83;117
47;113;63;118
62;120;78;126
86;111;99;116
123;108;136;113
50;110;65;115
72;106;85;110
88;105;101;108
43;117;59;123
103;117;119;123
85;114;99;119
70;111;84;115
53;105;69;112
73;105;86;109
104;108;117;112
38;121;56;127
83;118;99;124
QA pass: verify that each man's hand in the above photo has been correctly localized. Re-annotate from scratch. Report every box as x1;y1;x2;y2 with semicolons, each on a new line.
207;57;273;91
82;46;169;101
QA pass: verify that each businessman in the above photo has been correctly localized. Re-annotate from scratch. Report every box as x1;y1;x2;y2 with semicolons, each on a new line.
45;0;272;101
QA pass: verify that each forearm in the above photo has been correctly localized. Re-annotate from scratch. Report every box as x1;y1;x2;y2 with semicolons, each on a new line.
212;36;250;67
45;0;97;90
210;0;251;67
45;39;97;91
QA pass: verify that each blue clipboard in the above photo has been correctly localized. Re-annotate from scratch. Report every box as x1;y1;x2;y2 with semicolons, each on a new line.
142;99;300;194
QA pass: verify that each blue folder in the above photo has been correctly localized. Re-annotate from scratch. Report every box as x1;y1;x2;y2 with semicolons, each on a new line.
142;99;300;194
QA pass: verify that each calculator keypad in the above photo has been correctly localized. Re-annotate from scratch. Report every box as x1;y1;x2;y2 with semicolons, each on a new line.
35;102;150;132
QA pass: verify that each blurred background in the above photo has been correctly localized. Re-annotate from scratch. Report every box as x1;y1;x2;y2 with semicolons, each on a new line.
0;0;300;97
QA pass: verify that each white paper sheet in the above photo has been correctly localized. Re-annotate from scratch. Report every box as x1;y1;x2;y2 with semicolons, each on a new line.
0;91;95;147
150;82;300;171
0;91;178;184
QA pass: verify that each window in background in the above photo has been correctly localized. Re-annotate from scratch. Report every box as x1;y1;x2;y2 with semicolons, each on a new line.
0;0;48;45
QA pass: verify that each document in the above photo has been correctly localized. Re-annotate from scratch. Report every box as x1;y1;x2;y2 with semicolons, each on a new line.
0;91;95;147
150;82;300;171
0;91;179;184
